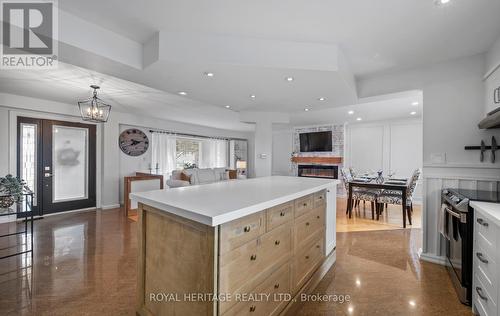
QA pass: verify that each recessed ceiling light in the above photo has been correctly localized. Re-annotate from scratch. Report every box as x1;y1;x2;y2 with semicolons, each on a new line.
204;72;214;77
348;110;354;115
412;101;419;106
435;0;451;6
178;91;187;96
318;97;326;101
225;105;230;109
356;117;362;121
285;76;294;82
410;111;417;115
250;94;256;99
304;108;310;112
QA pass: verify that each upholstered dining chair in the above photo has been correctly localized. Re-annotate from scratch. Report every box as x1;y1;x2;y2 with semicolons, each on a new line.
376;169;421;227
341;168;379;220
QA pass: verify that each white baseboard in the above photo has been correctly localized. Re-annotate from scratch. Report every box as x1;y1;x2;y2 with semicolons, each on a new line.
101;204;121;210
419;252;447;266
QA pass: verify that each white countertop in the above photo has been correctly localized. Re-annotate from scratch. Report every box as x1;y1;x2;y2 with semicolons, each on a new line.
130;176;339;226
470;201;500;227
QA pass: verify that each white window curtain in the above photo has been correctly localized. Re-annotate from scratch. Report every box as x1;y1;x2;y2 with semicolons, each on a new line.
199;139;228;169
151;133;177;175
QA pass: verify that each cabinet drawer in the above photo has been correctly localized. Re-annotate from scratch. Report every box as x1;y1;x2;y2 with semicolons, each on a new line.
219;223;292;300
313;190;326;208
475;238;498;300
474;274;497;316
294;195;314;218
222;263;291;316
294;206;325;250
266;201;294;232
475;213;498;254
293;231;324;290
220;212;266;254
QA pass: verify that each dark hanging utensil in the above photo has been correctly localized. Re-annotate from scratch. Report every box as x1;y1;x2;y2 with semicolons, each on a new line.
480;140;486;162
491;136;498;163
464;140;488;162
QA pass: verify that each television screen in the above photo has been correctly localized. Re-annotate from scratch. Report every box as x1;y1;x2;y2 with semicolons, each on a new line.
299;131;332;152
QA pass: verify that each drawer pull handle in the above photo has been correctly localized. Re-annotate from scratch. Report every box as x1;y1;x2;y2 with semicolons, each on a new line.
249;305;256;312
319;196;323;199
316;244;320;249
476;287;488;301
250;254;257;261
476;252;489;264
303;203;307;207
305;255;310;259
317;215;320;219
477;218;489;227
243;226;251;233
306;222;310;226
280;211;286;217
275;240;280;245
274;283;280;289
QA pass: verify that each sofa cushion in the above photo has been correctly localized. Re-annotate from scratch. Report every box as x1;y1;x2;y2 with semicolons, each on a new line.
213;168;228;181
197;168;217;184
183;169;199;184
166;179;191;188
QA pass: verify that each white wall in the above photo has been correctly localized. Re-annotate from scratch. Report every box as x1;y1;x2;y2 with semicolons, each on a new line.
0;93;252;214
486;35;500;74
357;53;500;262
272;129;293;176
344;118;423;200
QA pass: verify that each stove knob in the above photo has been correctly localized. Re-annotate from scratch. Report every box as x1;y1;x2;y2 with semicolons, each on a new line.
452;197;460;203
443;189;449;194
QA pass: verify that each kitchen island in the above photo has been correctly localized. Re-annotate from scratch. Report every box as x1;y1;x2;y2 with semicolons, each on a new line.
131;176;339;316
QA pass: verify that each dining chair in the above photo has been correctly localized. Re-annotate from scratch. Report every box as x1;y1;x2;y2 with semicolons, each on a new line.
376;169;421;227
341;168;379;219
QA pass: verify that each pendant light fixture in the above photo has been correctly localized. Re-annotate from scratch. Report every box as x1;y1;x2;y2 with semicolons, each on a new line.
77;85;112;123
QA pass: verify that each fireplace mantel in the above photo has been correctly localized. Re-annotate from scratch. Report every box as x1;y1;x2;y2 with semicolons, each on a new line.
291;156;343;164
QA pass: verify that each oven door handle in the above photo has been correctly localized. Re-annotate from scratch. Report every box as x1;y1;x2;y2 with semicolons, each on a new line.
445;207;467;223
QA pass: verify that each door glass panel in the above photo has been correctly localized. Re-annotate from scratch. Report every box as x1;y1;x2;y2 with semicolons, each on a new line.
20;123;37;206
52;125;88;202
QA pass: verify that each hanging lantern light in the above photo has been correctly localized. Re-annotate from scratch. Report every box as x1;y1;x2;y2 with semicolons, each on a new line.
77;85;111;123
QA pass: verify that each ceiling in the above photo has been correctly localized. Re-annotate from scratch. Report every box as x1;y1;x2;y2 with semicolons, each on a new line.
1;0;500;131
0;63;254;131
59;0;500;77
285;91;423;127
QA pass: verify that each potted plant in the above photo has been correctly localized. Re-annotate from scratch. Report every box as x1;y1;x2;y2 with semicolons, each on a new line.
0;174;28;209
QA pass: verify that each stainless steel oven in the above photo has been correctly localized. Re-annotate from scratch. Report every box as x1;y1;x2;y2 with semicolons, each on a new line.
442;189;472;305
442;188;500;305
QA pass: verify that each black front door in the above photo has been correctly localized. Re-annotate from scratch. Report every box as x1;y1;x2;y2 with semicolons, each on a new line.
17;117;96;216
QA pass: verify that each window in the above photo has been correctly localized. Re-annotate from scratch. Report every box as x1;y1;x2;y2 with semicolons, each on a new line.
175;138;200;169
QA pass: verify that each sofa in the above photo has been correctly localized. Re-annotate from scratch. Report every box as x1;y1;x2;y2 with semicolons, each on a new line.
166;168;235;188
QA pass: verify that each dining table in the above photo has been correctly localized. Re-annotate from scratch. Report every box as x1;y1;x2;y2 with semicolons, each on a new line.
347;176;410;227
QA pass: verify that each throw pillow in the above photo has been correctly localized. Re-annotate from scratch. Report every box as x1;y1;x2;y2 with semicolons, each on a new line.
179;172;191;182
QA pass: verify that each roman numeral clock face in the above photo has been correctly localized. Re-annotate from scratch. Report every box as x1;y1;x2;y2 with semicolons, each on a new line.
119;129;149;156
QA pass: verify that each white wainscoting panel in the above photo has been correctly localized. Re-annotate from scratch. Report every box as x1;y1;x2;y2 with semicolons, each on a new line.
421;165;500;264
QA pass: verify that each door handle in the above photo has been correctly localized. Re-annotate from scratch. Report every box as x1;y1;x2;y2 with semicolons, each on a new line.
494;87;500;104
476;287;488;301
477;218;489;227
476;252;489;264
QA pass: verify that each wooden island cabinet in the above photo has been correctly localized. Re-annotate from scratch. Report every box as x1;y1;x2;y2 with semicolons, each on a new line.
132;176;338;316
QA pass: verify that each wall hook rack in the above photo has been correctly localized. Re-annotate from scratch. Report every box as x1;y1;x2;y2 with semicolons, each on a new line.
464;136;498;163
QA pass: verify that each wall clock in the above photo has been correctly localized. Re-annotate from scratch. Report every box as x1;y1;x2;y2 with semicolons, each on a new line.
119;129;149;156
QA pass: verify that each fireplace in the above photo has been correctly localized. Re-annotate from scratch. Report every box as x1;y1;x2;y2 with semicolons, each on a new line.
298;164;338;179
